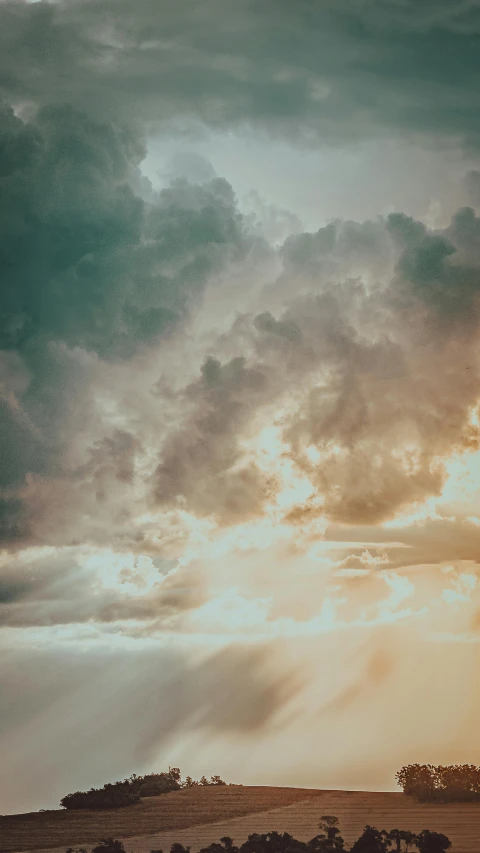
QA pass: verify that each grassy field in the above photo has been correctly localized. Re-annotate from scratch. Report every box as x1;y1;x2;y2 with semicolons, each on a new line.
3;786;480;853
0;785;321;853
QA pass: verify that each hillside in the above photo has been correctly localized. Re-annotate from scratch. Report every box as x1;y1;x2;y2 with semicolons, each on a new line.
0;786;320;853
3;786;480;853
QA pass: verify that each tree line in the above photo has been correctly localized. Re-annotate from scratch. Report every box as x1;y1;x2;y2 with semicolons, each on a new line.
396;764;480;802
60;768;227;810
65;816;452;853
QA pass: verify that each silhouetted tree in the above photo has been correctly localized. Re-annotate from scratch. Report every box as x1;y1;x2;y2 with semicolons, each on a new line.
416;830;451;853
240;831;307;853
386;830;403;853
349;825;389;853
315;816;344;850
402;831;418;852
60;767;227;809
170;843;191;853
92;840;126;853
396;764;480;803
61;785;140;810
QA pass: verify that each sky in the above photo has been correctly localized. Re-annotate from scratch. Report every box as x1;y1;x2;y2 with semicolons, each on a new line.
2;0;480;816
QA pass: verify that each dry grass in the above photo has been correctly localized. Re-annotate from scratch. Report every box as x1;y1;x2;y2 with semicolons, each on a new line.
0;785;321;853
4;786;480;853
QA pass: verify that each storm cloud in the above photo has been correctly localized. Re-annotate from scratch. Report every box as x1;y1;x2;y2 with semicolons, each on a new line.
0;102;256;546
3;0;480;818
2;0;480;149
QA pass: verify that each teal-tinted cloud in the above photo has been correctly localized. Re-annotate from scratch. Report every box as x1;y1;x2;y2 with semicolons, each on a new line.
1;1;480;146
0;102;252;542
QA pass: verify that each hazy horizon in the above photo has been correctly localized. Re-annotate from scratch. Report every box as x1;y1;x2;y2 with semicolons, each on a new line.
1;0;480;816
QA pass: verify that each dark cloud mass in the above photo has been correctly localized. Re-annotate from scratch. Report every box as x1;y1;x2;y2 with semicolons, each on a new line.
1;0;480;146
0;101;254;545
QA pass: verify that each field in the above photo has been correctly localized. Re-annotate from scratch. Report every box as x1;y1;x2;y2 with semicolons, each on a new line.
0;786;320;853
3;786;480;853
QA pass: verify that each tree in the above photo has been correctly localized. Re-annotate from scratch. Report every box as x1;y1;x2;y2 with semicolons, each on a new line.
316;816;344;850
349;825;390;853
92;841;126;853
386;830;402;853
416;830;451;853
170;844;191;853
401;831;418;852
239;831;307;853
307;837;340;853
60;785;140;810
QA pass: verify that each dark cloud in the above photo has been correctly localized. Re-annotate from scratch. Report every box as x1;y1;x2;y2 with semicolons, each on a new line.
2;1;480;147
0;102;255;546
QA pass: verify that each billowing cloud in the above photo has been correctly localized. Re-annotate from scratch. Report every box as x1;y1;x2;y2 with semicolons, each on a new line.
148;203;480;528
2;1;480;149
4;0;480;820
0;102;257;546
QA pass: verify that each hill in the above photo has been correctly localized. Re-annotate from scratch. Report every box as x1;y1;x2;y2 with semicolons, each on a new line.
0;786;320;853
3;785;480;853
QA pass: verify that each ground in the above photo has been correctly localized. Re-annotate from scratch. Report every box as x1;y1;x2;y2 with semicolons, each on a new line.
2;786;480;853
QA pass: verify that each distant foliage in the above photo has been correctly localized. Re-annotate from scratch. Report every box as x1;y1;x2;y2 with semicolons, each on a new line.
396;764;480;802
415;831;452;853
349;825;390;853
60;768;228;810
66;818;452;853
60;785;140;811
91;841;126;853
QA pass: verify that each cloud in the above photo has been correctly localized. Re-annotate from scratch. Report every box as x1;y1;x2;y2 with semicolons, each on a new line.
0;639;301;813
153;354;280;523
0;102;257;546
2;1;480;148
0;547;205;628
